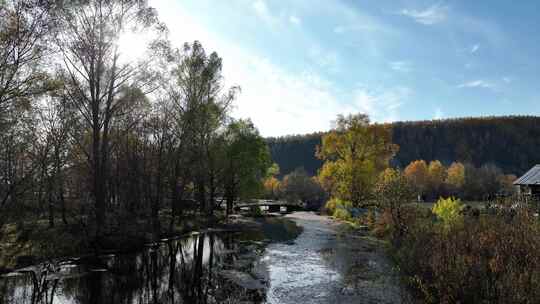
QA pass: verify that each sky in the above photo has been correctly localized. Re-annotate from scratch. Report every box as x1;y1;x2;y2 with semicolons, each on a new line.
144;0;540;137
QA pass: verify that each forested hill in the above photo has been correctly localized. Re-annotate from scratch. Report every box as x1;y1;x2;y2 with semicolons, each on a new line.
266;116;540;177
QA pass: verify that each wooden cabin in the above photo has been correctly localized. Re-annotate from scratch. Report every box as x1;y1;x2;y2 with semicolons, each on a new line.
514;165;540;197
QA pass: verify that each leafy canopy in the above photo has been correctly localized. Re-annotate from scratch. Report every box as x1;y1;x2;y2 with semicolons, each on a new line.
317;114;398;206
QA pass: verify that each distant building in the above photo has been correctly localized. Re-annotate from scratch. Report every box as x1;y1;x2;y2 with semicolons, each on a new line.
514;165;540;197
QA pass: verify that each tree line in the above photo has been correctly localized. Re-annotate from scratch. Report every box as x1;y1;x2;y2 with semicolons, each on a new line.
0;0;271;247
403;160;516;202
267;116;540;178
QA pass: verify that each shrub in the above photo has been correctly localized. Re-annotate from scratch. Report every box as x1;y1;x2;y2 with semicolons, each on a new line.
384;198;540;303
333;208;352;221
432;197;464;229
324;198;352;216
324;198;338;215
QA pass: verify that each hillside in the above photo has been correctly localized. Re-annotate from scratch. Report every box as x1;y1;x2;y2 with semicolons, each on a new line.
267;116;540;176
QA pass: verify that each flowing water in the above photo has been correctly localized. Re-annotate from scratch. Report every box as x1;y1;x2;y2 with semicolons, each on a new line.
0;213;405;304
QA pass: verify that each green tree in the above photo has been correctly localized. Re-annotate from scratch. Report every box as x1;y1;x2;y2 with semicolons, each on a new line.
177;41;238;216
317;114;398;207
263;163;281;199
222;119;271;216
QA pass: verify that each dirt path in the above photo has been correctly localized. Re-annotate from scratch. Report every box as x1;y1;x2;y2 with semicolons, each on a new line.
259;212;408;304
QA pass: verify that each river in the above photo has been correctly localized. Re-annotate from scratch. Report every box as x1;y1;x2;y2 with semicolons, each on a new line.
0;212;406;304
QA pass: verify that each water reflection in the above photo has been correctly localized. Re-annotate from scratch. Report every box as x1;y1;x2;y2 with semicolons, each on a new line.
1;232;269;304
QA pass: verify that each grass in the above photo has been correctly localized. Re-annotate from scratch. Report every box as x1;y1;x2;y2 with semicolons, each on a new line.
0;220;88;271
409;200;487;210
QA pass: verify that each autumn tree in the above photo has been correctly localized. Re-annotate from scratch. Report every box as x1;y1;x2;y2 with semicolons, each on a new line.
427;160;447;199
263;163;281;199
281;167;324;205
446;162;465;191
375;168;415;240
317;114;397;207
404;160;429;199
499;174;517;195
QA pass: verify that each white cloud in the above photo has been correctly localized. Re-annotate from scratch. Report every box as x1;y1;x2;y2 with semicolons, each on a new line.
470;44;480;53
389;61;412;72
289;15;301;25
399;3;448;25
503;77;512;83
148;0;411;136
353;86;412;122
252;0;276;25
457;80;494;89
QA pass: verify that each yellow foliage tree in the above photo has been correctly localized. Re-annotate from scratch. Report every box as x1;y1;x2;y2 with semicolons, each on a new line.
404;160;429;196
428;160;447;196
375;168;415;238
316;114;398;206
446;162;465;191
263;176;281;199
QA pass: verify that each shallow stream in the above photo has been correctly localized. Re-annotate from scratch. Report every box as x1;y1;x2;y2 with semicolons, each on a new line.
0;213;405;304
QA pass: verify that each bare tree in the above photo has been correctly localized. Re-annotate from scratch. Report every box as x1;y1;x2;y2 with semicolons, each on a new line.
52;0;158;238
0;0;51;119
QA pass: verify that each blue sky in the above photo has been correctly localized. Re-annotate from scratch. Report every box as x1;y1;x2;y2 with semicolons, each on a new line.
148;0;540;136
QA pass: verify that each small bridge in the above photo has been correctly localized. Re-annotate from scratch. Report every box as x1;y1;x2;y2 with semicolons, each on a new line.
234;200;304;213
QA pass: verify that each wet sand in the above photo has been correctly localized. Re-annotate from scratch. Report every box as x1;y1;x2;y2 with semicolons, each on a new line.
260;212;408;304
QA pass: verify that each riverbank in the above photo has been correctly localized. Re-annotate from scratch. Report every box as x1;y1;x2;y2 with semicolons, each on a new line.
0;212;238;273
1;211;410;303
0;212;300;274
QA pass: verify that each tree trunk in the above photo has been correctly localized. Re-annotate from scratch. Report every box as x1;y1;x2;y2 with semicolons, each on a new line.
197;180;206;215
225;187;234;217
47;179;54;228
92;124;105;239
60;186;67;225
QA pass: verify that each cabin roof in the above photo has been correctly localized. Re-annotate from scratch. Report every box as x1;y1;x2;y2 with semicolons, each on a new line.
514;165;540;185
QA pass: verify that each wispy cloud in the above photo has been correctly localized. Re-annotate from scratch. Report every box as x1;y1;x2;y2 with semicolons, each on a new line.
354;86;412;122
389;61;412;72
289;15;301;25
252;0;276;25
399;3;448;25
502;77;512;83
457;80;495;89
470;44;480;53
